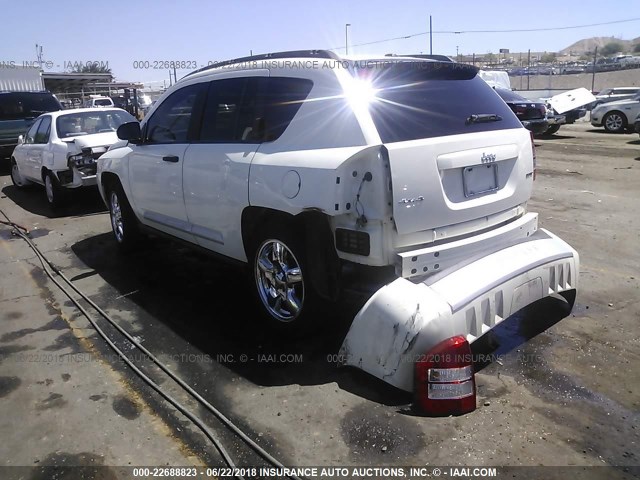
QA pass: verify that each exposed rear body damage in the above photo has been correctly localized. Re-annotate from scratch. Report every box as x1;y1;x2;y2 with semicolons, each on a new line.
340;227;578;393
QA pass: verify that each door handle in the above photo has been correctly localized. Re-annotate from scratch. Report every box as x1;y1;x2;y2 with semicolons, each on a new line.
163;155;179;163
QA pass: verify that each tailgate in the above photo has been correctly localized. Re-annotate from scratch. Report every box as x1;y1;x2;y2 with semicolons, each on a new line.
387;128;534;235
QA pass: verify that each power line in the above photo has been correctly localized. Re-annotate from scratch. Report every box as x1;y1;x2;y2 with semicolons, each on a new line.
331;17;640;51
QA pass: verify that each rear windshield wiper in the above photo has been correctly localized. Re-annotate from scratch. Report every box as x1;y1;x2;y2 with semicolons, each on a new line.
466;114;503;125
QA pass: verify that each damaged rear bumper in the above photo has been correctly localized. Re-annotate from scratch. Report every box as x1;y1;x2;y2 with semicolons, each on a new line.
339;227;579;392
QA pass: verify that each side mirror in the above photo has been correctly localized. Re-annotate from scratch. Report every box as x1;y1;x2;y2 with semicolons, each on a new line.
117;121;142;143
17;135;24;145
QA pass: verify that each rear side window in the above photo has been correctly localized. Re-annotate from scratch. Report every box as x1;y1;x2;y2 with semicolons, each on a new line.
34;116;51;144
196;77;313;143
0;93;61;121
356;62;521;143
259;77;313;141
146;83;206;143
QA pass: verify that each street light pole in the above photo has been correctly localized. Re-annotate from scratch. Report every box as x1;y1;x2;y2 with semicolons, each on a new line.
345;24;351;55
429;16;432;55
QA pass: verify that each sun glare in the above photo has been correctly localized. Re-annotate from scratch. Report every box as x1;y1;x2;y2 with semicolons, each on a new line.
345;78;379;109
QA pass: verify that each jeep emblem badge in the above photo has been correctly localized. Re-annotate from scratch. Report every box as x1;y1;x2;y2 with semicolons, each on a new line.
481;153;497;163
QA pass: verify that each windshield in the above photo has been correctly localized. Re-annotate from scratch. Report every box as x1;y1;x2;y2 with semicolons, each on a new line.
56;110;136;138
0;93;62;121
352;62;521;143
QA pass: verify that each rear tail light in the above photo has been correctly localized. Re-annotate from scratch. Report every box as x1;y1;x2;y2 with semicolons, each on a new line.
414;335;476;416
530;131;537;181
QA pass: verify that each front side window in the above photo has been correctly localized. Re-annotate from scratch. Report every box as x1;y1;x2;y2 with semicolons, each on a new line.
34;116;52;144
146;83;206;143
24;119;42;144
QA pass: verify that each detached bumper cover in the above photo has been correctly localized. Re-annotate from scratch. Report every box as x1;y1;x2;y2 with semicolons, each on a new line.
339;228;579;392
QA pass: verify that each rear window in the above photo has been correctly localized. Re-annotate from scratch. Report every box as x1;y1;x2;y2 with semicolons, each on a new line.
494;89;530;103
94;98;113;106
354;62;521;143
0;92;61;121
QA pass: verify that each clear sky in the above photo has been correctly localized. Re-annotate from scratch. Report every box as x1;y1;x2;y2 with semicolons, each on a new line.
0;0;638;88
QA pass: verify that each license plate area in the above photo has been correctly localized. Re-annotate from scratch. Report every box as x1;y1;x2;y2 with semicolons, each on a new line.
462;163;498;198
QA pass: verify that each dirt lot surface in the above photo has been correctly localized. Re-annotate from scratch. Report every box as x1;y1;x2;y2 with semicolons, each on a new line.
0;122;638;479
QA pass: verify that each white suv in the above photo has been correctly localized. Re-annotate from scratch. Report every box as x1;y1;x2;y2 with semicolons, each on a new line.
97;51;578;396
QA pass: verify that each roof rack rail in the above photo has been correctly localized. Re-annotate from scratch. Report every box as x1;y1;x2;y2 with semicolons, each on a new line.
184;49;340;79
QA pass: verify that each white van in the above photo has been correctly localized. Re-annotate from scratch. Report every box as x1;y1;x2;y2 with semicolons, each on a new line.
83;96;114;108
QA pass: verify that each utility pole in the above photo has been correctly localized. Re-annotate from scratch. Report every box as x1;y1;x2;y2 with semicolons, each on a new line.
35;44;44;69
345;24;351;55
527;49;531;90
169;70;172;87
429;16;433;55
591;46;598;92
173;66;177;84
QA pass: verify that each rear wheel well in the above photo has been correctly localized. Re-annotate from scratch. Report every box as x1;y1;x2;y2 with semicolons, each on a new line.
242;207;341;301
605;110;628;123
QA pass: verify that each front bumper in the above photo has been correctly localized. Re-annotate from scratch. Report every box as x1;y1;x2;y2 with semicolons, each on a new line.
590;112;604;127
339;227;579;392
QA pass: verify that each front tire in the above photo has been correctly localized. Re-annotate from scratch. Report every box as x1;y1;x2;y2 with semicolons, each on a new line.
250;226;320;332
603;111;627;133
107;183;140;252
10;159;31;188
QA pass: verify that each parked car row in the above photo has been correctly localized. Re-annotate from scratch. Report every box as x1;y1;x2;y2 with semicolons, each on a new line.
508;57;640;76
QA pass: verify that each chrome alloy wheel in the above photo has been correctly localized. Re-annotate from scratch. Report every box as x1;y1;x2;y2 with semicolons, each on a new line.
604;113;624;132
110;190;124;243
255;239;304;322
